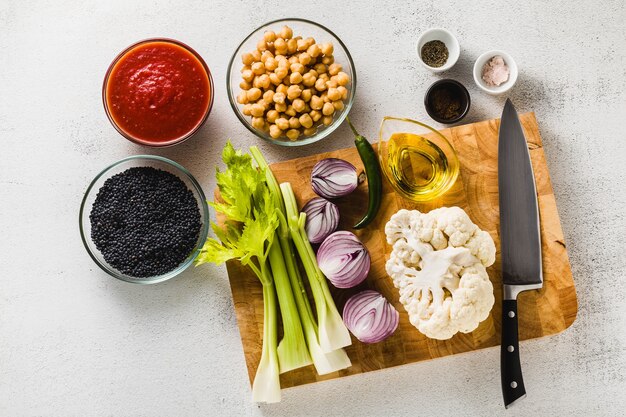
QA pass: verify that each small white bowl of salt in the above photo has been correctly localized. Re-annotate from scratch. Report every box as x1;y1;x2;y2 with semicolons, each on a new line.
473;50;518;95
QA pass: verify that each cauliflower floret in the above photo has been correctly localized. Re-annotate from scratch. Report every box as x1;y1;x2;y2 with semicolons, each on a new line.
385;207;496;340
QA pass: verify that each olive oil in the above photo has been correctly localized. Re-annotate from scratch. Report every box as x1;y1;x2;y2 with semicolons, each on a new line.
386;132;455;200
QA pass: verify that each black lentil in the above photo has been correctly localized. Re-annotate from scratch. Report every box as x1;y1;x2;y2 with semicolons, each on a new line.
89;167;202;278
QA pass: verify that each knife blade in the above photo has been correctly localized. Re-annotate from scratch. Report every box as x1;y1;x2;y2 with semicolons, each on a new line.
498;99;543;409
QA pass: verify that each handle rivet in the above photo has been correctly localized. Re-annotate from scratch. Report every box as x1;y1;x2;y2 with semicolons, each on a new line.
510;381;518;389
507;345;514;352
508;311;515;318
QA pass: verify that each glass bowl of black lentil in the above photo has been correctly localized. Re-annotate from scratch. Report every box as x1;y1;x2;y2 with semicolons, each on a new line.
79;156;209;284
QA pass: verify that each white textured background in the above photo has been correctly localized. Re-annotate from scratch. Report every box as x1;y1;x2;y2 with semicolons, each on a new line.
1;0;625;416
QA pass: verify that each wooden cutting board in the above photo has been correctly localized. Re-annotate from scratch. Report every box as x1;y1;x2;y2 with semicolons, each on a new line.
223;112;577;389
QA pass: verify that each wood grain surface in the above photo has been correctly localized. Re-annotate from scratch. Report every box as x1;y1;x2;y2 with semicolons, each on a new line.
223;113;578;389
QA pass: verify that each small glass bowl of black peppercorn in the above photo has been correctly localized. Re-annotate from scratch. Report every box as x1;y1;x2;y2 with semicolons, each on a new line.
79;156;209;284
424;79;471;124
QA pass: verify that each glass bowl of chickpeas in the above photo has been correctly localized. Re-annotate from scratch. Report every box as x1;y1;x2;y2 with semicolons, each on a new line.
227;18;356;146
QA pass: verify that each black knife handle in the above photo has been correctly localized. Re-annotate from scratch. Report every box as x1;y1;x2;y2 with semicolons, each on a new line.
501;299;526;408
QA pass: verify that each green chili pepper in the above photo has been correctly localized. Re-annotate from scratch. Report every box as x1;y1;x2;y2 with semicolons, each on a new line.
347;116;382;229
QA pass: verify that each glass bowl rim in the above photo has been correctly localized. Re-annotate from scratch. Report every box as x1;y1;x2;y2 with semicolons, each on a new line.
378;115;461;201
102;37;215;148
226;17;357;147
78;154;210;284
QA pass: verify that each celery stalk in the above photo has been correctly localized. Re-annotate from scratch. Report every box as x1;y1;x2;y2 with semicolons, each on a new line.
280;182;352;353
268;239;312;372
252;262;281;403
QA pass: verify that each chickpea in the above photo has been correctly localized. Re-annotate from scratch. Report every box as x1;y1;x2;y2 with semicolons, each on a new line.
261;50;273;62
310;95;323;110
266;109;279;123
242;104;252;116
274;38;287;54
275;102;287;113
289;117;301;129
325;80;338;89
277;57;290;69
276;117;289;131
297;38;307;52
237;91;249;104
250;103;265;117
265;57;278;71
282;75;291;87
337;85;349;100
273;92;286;104
251;62;265;75
269;73;281;86
322;55;334;65
321;92;329;103
303;103;311;113
247;87;262;102
251;50;262;61
322;102;335;116
279;25;293;39
289;72;303;85
252;116;266;129
314;78;327;92
322;115;333;126
336;71;350;86
290;62;305;74
303;127;317;136
276;84;288;95
304;37;315;49
264;31;276;43
328;63;342;76
242;52;255;65
301;89;313;102
302;72;316;87
269;124;282;139
287;55;298;65
252;76;262;89
299;113;314;128
314;63;327;74
310;110;322;122
327;87;341;102
319;73;329;81
274;67;288;81
292;98;306;112
286;129;300;141
333;100;345;111
287;85;302;100
257;39;269;51
287;38;298;54
239;80;252;90
285;105;296;117
242;69;254;83
298;52;312;66
263;89;275;104
321;42;334;56
307;44;321;58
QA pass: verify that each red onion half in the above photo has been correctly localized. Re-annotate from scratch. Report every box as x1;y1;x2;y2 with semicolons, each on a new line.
343;290;399;343
311;158;358;199
317;231;370;288
303;197;340;244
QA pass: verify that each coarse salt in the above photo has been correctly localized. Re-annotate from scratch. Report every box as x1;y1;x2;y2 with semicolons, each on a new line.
481;55;510;87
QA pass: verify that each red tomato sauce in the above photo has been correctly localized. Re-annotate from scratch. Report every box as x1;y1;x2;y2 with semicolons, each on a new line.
105;40;212;145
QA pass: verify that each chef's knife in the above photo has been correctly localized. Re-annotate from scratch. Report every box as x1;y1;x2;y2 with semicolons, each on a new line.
498;99;543;409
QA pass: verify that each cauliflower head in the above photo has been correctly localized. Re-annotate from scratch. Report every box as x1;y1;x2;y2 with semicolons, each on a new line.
385;207;496;340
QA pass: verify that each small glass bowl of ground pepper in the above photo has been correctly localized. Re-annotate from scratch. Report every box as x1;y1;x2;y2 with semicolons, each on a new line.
424;79;471;124
79;156;209;284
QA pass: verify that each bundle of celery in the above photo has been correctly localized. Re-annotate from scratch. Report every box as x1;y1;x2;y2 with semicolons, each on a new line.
196;142;351;403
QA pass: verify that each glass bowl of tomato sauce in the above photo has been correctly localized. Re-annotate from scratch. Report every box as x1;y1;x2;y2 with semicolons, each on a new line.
103;38;214;147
